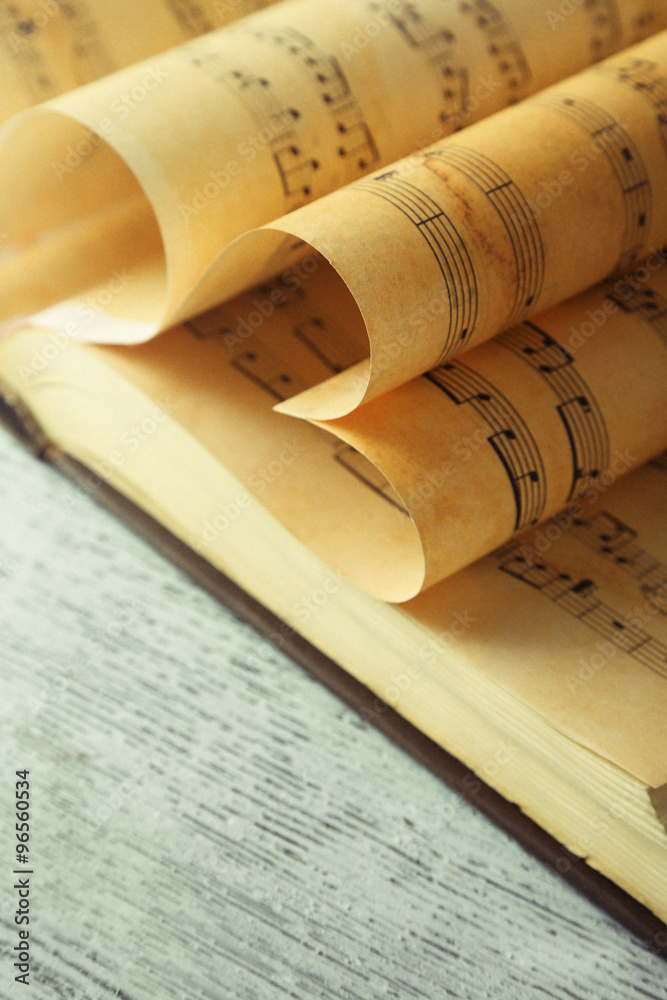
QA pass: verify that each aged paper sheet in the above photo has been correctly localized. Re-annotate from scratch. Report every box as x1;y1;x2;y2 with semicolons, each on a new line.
0;0;281;124
0;0;665;342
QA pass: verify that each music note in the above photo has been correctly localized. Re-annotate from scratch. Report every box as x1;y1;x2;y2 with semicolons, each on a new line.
231;336;310;400
425;146;545;324
572;511;667;590
585;0;621;60
499;320;610;501
358;171;477;358
498;544;667;678
368;1;469;127
459;0;531;101
293;316;365;373
607;57;667;158
604;281;667;348
537;94;651;270
426;360;546;531
231;26;380;182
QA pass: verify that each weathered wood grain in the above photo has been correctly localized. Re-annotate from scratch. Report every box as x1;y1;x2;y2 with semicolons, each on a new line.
0;431;665;1000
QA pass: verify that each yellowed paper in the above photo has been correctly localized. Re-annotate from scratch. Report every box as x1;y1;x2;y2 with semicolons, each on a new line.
0;0;281;124
1;287;666;789
408;457;667;789
231;30;667;418
1;0;665;339
17;253;659;604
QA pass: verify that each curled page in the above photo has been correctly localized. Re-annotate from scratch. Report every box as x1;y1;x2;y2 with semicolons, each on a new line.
52;257;666;603
231;30;667;418
0;0;664;339
0;0;282;125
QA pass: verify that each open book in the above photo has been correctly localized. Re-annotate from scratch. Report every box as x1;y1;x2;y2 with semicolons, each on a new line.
1;0;667;926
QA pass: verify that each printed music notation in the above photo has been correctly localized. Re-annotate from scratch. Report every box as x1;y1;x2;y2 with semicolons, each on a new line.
537;94;651;271
603;277;667;348
584;0;621;60
0;5;55;102
424;146;545;327
498;546;667;679
189;51;321;202
357;171;478;359
333;443;408;514
367;0;468;128
425;361;546;532
0;0;114;101
230;337;311;401
497;322;609;501
571;511;667;607
185;288;364;401
459;0;531;103
232;25;379;186
608;56;667;158
292;315;365;375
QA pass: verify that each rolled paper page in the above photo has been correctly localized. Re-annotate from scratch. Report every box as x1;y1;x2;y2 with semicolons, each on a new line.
232;29;667;418
0;0;284;125
0;0;664;338
25;253;662;603
310;269;667;595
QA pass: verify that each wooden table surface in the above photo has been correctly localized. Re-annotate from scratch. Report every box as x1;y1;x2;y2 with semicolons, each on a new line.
1;429;666;1000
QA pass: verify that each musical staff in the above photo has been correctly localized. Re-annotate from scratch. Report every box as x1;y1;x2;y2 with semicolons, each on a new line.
425;361;546;532
459;0;531;103
231;336;311;401
571;511;667;595
229;25;380;186
424;146;545;326
293;316;365;374
357;171;477;359
189;52;322;202
537;94;651;271
368;1;468;128
607;56;667;159
498;546;667;679
0;1;114;101
333;443;408;513
604;277;667;348
498;322;609;500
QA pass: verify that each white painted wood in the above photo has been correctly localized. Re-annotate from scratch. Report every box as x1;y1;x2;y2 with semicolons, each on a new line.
0;431;665;1000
